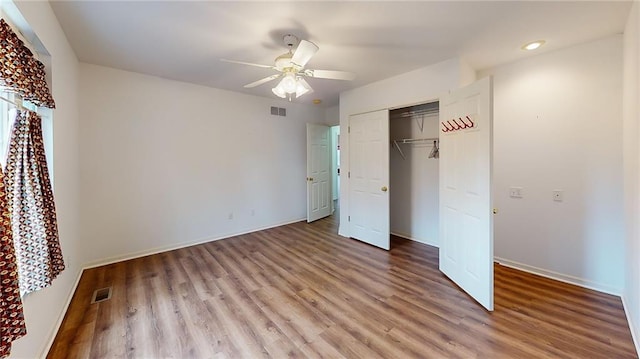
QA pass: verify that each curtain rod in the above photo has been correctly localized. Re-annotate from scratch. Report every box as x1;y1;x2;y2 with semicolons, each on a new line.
0;95;36;114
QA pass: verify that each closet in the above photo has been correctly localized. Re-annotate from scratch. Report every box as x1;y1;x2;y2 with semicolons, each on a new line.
389;101;440;246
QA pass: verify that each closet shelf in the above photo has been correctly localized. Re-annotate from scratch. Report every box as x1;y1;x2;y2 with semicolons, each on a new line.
389;108;439;120
390;107;439;133
391;137;439;160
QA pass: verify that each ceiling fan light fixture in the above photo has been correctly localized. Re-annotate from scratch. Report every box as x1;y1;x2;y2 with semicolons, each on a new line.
280;73;297;94
295;77;312;98
272;85;286;98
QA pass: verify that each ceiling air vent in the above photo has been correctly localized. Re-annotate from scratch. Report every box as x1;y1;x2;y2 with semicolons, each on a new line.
270;106;287;117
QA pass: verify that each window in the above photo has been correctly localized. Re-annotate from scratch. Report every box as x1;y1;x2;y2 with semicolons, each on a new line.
0;3;61;356
0;91;12;167
0;6;54;178
0;90;52;177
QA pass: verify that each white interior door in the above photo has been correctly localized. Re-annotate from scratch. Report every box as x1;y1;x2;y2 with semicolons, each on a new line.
307;124;332;222
439;77;494;310
349;110;390;250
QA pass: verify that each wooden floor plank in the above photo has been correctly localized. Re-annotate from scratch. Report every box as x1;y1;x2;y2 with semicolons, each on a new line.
47;214;638;358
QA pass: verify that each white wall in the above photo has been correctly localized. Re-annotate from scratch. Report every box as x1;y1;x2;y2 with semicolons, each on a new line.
623;0;640;352
339;58;473;237
8;1;81;358
481;36;625;294
79;64;326;265
390;110;439;245
459;58;477;87
325;105;339;126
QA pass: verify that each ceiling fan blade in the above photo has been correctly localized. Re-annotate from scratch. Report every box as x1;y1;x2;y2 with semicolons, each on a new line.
244;74;281;88
291;40;319;68
221;58;274;69
305;69;356;81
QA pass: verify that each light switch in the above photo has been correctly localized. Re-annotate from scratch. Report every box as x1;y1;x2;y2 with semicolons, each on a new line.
509;187;523;198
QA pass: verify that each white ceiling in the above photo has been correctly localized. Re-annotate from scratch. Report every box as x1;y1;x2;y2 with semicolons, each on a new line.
49;1;632;107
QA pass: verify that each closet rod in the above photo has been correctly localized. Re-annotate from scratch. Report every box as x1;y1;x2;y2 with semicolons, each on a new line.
391;137;439;160
392;137;439;144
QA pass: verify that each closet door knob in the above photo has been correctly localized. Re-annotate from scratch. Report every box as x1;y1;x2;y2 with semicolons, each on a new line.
381;186;388;192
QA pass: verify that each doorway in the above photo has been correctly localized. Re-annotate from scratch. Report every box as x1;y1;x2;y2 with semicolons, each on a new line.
389;101;440;247
345;77;494;310
331;125;340;217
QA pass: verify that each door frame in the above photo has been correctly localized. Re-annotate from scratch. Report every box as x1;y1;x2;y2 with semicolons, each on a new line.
306;123;332;223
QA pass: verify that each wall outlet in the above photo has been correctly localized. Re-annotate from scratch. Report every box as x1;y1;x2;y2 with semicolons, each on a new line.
553;190;563;202
509;186;523;198
228;212;233;220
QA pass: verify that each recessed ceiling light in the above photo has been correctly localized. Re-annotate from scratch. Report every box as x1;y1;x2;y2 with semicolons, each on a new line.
522;40;546;51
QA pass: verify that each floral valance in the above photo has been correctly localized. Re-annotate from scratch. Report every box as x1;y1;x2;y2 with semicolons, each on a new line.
0;18;55;109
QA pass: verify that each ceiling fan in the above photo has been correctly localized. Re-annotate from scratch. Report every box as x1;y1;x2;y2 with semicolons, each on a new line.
221;34;356;100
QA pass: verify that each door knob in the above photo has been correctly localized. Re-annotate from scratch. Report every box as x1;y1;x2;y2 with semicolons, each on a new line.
381;186;388;192
307;177;314;182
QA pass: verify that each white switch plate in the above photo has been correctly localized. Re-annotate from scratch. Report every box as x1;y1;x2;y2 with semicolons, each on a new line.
553;190;563;202
509;187;523;198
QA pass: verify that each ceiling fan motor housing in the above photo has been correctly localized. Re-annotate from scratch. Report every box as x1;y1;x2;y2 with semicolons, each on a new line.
275;53;295;71
275;34;301;72
283;34;299;48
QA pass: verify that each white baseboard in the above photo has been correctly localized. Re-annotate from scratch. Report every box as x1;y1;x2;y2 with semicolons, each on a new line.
494;256;622;296
83;218;305;269
391;231;439;248
39;268;84;358
622;295;640;357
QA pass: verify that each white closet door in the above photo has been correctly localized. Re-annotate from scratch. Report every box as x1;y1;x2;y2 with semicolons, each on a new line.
439;77;494;310
349;110;390;250
307;124;332;222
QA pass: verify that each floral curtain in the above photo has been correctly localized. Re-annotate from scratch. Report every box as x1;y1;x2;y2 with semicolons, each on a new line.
4;111;64;294
0;165;25;358
0;19;55;108
0;16;58;357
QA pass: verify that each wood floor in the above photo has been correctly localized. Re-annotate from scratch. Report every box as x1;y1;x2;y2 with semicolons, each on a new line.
48;214;637;358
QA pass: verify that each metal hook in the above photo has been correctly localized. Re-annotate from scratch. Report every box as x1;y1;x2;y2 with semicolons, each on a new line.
455;118;467;129
447;120;459;131
465;115;475;128
441;122;450;132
